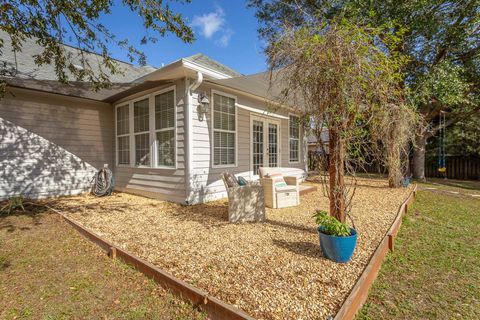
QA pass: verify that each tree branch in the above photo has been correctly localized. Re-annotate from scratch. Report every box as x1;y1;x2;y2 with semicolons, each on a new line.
427;108;480;138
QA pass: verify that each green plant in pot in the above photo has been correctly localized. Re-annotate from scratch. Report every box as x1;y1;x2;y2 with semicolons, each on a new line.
313;210;357;263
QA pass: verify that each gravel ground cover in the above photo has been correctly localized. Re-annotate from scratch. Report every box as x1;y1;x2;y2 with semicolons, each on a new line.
48;177;411;320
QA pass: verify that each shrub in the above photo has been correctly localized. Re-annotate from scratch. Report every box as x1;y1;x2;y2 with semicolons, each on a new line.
313;209;351;237
0;196;26;215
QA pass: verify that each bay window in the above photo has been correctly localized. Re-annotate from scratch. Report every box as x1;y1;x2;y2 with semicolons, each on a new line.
133;98;150;166
115;86;176;168
155;90;175;167
116;104;130;165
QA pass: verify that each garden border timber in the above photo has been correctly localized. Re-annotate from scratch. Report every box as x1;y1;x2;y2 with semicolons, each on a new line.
334;184;418;320
44;206;254;320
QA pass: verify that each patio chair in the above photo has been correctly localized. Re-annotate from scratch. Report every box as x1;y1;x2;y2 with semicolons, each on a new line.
258;167;300;209
221;172;265;223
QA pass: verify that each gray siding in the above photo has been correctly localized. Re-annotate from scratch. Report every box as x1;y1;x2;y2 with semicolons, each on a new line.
189;83;306;203
113;80;187;204
0;80;305;204
0;87;114;200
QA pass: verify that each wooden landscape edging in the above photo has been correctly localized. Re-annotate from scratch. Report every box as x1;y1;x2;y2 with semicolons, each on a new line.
334;184;418;320
47;207;254;320
47;184;417;320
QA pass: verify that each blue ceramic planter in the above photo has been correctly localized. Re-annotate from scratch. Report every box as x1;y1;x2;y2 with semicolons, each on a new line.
317;226;357;263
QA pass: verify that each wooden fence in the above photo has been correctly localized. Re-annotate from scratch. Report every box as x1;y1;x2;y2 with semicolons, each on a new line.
307;151;386;174
308;151;323;171
308;151;480;181
425;156;480;180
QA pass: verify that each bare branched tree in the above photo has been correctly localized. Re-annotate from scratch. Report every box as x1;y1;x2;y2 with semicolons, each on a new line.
371;104;419;187
266;21;407;223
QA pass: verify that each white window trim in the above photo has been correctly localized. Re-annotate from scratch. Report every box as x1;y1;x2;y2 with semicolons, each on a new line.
236;103;289;120
289;113;301;164
115;104;131;167
132;95;151;168
211;89;238;169
249;115;282;179
154;86;177;169
114;85;177;170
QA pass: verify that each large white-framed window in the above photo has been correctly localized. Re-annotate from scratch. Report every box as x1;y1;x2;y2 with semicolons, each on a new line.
114;85;176;169
289;114;300;163
155;89;176;168
212;90;237;168
116;104;130;166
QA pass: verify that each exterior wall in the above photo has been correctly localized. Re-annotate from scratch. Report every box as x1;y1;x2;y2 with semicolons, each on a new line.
189;83;307;204
0;79;305;204
0;87;113;200
113;80;187;204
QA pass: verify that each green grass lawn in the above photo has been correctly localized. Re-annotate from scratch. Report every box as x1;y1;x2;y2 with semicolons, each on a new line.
0;209;206;320
357;182;480;320
422;178;480;195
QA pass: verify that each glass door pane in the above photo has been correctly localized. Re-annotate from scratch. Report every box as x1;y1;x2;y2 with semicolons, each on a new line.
253;120;264;175
268;123;278;167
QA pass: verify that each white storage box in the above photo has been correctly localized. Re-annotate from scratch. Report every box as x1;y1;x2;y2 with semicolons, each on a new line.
275;186;299;208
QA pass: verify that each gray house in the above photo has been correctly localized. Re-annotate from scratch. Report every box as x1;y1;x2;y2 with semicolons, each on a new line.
0;36;307;204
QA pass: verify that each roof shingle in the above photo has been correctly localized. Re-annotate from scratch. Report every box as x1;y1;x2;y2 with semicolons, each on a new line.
183;53;242;77
0;31;156;83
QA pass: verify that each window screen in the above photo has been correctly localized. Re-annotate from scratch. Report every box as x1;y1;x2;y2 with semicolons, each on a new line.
213;93;236;166
289;115;300;162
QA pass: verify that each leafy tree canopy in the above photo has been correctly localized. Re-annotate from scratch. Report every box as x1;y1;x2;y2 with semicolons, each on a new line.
249;0;480;118
427;111;480;157
0;0;194;91
249;0;480;179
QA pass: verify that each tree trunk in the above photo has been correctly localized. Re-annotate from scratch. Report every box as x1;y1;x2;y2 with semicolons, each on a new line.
387;144;402;188
412;132;427;181
386;126;402;188
328;128;346;223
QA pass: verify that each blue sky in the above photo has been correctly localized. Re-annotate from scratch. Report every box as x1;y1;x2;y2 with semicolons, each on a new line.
96;1;267;75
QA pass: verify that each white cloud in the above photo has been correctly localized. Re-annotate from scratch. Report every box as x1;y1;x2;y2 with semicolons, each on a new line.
191;8;225;39
191;7;234;47
216;30;234;47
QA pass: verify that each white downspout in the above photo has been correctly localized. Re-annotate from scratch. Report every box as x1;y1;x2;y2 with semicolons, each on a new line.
185;71;203;204
190;71;203;92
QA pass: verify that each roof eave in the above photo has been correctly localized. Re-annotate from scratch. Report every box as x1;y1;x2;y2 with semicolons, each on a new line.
130;59;185;83
130;57;236;84
181;58;233;79
204;79;298;114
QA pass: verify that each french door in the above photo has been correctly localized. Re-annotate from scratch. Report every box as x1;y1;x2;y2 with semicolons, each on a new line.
252;117;280;177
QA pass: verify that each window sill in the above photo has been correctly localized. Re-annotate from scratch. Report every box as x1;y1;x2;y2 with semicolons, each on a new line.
212;164;237;169
155;166;177;170
115;165;176;170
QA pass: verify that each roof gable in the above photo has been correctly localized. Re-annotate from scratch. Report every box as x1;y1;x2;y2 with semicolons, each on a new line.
183;53;242;78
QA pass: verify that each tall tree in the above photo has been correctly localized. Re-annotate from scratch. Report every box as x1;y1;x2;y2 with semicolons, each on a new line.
0;0;194;92
249;0;480;180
